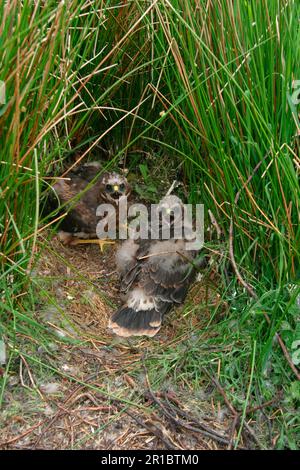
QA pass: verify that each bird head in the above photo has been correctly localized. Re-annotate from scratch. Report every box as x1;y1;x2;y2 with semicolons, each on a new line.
100;172;131;205
157;195;184;227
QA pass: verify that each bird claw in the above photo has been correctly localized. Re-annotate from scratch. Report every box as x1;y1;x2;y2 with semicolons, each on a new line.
97;239;115;253
70;238;115;252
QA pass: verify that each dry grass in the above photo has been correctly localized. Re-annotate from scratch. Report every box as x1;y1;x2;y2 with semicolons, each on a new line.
0;235;235;450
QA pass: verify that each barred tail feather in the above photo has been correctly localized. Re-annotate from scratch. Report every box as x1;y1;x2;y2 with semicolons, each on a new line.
109;306;162;337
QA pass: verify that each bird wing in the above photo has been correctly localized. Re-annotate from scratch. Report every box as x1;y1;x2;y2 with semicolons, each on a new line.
52;178;99;232
119;238;196;304
110;238;196;337
68;161;102;182
140;240;196;304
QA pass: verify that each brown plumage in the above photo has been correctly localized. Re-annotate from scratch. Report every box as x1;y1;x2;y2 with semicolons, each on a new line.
50;162;131;244
109;196;202;337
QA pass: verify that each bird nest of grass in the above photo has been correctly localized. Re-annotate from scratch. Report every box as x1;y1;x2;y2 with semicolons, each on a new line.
34;233;220;344
34;236;117;339
0;232;240;451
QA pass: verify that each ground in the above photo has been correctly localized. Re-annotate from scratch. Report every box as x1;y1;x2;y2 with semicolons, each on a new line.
0;236;277;450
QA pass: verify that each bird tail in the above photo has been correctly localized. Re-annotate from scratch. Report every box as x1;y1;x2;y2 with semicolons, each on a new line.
108;305;165;337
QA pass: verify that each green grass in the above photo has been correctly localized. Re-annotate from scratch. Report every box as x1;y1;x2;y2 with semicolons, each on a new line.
0;0;299;449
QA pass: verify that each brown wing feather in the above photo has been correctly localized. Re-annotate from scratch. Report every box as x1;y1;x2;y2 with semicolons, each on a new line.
111;238;197;337
140;252;195;304
52;176;101;233
119;238;196;303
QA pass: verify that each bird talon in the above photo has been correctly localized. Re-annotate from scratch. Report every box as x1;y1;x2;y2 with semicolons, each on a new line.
98;239;115;253
69;238;115;252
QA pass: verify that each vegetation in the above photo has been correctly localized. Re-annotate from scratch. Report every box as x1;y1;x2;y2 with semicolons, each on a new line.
0;0;299;449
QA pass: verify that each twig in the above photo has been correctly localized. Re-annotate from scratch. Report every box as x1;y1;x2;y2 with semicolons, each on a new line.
33;372;99;448
211;374;276;450
143;361;236;448
0;421;44;448
163;395;245;448
208;209;222;240
229;218;257;298
205;369;263;449
123;408;180;450
32;369;179;451
263;312;300;381
276;333;300;380
209;374;236;415
165;179;179;196
138;250;176;260
245;397;280;415
227;414;239;450
19;354;44;400
242;420;263;449
146;390;232;447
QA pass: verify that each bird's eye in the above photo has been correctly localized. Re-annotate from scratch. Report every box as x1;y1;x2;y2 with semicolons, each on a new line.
106;184;112;191
119;183;125;191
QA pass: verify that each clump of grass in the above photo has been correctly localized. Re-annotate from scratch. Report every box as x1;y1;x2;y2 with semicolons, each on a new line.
144;0;299;285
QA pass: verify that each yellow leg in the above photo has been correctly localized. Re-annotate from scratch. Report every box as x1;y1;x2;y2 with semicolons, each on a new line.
70;238;115;252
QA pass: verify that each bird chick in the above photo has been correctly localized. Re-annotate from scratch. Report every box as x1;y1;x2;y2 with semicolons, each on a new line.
109;196;201;337
49;162;130;246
